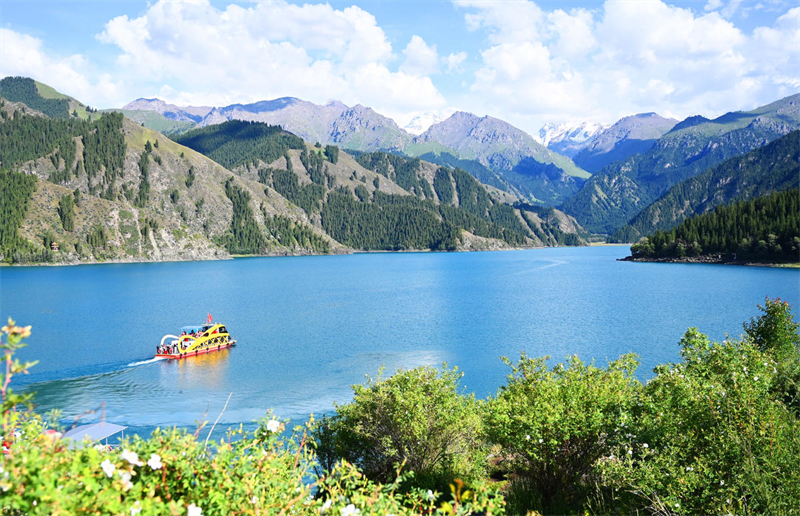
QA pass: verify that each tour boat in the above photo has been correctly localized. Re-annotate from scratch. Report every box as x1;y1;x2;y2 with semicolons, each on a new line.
157;318;236;359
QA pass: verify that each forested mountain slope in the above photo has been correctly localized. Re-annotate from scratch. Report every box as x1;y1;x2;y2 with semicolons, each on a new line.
561;94;800;234
611;131;800;242
0;99;342;264
177;121;588;251
123;96;590;206
627;188;799;263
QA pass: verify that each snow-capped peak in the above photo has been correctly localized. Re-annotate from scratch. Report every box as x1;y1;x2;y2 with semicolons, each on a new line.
404;112;449;135
536;121;607;146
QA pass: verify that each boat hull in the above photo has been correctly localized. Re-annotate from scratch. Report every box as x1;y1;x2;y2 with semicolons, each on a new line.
156;340;236;360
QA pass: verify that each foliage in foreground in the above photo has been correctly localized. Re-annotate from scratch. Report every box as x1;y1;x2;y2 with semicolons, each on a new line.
3;298;800;515
313;365;485;491
1;320;501;516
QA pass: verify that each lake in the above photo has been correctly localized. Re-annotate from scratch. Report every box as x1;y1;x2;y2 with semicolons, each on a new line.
1;246;798;437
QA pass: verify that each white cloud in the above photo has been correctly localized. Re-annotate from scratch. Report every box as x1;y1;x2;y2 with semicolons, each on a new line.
401;36;440;76
0;28;127;107
446;51;468;72
705;0;724;11
455;0;800;133
94;0;444;116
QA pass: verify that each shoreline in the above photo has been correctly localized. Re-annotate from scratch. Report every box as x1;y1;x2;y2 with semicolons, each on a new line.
1;242;580;268
619;255;800;269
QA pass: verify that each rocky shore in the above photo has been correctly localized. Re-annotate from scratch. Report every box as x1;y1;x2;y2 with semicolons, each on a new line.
619;254;799;268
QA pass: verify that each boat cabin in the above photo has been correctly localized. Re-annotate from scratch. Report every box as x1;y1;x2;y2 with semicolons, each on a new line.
179;324;227;336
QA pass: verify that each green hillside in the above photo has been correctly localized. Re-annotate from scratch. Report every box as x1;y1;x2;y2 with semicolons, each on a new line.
629;188;800;263
561;94;800;234
0;77;70;119
174;120;306;169
611;131;800;242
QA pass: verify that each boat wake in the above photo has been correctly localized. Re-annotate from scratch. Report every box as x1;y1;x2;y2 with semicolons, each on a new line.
127;357;167;367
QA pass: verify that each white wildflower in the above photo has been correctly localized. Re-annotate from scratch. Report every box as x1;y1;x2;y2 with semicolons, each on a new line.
321;499;333;512
130;502;142;515
720;480;725;486
266;419;281;433
147;453;163;470
187;503;203;516
426;489;435;501
340;504;360;516
754;376;759;381
525;435;530;440
538;438;543;443
122;449;143;466
251;496;258;504
643;443;649;448
118;470;133;491
101;459;116;478
628;449;633;455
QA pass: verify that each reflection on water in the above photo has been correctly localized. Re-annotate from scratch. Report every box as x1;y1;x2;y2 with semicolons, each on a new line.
2;247;798;437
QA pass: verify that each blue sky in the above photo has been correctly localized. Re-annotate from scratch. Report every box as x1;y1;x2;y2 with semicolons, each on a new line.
1;0;798;135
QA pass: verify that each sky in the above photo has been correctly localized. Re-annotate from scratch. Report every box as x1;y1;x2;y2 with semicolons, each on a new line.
1;0;798;135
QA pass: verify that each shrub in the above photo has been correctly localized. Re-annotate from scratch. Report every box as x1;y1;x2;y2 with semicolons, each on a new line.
313;365;485;491
597;328;800;514
485;353;640;514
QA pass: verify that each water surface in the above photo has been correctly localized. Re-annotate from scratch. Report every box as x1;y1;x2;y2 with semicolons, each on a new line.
1;246;797;436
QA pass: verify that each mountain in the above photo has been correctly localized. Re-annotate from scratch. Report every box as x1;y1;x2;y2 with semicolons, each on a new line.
1;80;587;264
571;113;678;173
122;98;589;205
610;131;800;242
536;121;607;158
176;121;587;251
405;111;591;205
122;98;212;123
561;94;800;235
104;109;197;135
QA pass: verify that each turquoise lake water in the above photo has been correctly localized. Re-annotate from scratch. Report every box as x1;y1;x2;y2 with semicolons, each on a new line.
1;246;798;436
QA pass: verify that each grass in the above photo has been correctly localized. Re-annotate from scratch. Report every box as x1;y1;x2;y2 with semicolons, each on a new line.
34;81;70;100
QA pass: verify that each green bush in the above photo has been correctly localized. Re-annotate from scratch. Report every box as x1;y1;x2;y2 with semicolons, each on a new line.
313;365;485;491
485;353;640;514
597;328;800;514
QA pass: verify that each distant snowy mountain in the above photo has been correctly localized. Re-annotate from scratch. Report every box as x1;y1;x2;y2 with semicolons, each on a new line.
536;122;608;157
404;112;448;135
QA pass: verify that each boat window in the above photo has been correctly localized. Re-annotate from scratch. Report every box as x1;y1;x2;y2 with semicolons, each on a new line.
219;326;227;333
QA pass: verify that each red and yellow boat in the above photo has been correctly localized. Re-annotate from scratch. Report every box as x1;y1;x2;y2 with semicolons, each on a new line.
157;318;236;359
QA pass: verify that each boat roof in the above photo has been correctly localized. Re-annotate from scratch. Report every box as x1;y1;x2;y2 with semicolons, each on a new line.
62;422;127;449
180;324;217;331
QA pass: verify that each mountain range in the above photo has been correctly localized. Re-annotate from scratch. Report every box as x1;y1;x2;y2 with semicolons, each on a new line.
0;77;587;266
560;93;800;234
610;131;800;242
122;97;589;205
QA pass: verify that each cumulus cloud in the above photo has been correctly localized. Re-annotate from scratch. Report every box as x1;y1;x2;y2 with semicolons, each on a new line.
401;36;440;76
455;0;800;133
95;0;445;116
0;28;127;106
